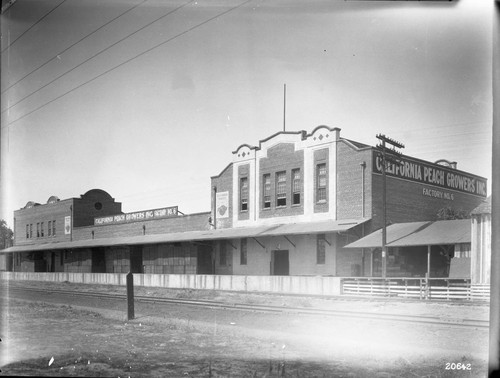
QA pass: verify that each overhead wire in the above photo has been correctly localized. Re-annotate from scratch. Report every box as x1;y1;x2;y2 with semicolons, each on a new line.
1;0;254;129
1;0;196;115
0;0;67;53
1;0;149;94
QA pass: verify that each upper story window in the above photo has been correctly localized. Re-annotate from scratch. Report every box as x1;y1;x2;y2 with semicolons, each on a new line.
52;220;56;236
263;174;271;209
48;221;52;236
276;171;287;207
26;224;29;239
41;222;44;237
36;223;40;238
240;177;248;212
29;224;32;238
317;234;326;264
240;238;247;265
317;163;327;202
292;168;301;205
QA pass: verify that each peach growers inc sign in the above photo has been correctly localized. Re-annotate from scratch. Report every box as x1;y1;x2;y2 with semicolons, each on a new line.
94;206;178;225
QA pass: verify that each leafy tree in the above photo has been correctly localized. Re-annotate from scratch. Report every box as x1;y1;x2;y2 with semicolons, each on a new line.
436;207;469;220
0;219;13;249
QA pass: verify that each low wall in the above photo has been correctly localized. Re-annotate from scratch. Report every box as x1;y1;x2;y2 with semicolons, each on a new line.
0;272;341;296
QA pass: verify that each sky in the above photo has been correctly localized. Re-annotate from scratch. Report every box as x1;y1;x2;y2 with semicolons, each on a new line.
0;0;493;228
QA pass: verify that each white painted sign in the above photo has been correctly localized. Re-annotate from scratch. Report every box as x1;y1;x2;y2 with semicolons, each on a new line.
216;191;229;219
64;216;71;234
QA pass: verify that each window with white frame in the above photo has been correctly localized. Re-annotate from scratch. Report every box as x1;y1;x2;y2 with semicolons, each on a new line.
292;168;301;205
276;171;286;207
263;174;271;209
240;177;248;211
317;163;327;202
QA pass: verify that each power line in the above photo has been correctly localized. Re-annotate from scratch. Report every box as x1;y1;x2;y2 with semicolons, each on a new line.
0;0;67;53
1;0;195;114
1;0;148;94
2;0;254;128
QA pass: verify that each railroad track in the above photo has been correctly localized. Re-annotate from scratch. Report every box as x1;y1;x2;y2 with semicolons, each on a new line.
2;285;489;330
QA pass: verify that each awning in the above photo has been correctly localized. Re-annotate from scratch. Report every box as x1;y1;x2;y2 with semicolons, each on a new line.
344;219;471;249
1;218;369;253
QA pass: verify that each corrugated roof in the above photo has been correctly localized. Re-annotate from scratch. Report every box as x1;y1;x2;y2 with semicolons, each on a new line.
1;218;369;253
471;197;491;215
344;219;471;249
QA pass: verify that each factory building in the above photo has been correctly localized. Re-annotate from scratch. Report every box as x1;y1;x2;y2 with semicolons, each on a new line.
1;126;488;279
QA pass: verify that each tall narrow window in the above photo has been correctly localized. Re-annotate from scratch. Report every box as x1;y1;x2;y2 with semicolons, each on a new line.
41;222;44;237
48;221;52;236
317;163;327;202
36;223;40;238
263;174;271;209
29;224;32;238
52;220;56;236
276;171;287;207
292;168;301;205
220;241;227;266
240;177;248;211
317;234;326;264
26;224;29;239
240;238;247;265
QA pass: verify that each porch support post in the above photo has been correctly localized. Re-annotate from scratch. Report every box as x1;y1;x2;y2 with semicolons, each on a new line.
427;245;431;279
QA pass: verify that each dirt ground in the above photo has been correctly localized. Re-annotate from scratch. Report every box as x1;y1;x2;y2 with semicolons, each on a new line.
0;280;490;377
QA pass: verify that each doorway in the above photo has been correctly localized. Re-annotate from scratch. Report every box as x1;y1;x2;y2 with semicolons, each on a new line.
272;250;289;276
91;248;106;273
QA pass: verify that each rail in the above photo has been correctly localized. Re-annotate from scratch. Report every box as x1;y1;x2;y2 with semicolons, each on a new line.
2;285;489;329
341;277;490;301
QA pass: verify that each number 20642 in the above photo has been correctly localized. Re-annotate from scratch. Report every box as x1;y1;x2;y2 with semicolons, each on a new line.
445;363;471;370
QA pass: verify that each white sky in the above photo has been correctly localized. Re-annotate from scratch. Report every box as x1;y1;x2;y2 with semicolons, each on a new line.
0;0;493;227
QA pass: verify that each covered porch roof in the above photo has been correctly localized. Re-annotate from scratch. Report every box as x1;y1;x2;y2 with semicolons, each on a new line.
1;218;370;253
344;219;471;249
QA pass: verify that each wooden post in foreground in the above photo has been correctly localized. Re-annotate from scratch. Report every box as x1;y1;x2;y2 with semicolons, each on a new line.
126;271;134;321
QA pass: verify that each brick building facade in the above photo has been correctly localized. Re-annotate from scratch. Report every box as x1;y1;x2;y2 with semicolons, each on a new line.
1;126;488;278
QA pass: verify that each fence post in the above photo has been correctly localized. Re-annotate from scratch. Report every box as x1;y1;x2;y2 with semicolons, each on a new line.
127;271;134;320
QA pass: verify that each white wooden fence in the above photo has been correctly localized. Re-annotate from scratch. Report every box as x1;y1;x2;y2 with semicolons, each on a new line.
341;277;490;301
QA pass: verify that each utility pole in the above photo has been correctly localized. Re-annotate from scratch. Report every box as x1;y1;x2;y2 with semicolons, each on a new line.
376;134;404;278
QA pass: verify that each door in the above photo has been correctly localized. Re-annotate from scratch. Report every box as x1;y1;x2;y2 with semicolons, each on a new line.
91;248;106;273
130;246;143;273
272;250;289;276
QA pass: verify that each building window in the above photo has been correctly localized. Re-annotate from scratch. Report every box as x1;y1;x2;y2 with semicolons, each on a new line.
317;234;326;264
220;241;227;266
276;171;287;207
52;220;56;236
240;238;247;265
317;163;327;202
26;224;29;239
263;174;271;209
41;222;44;237
292;168;301;205
240;177;248;212
48;221;52;236
29;224;32;238
36;223;40;238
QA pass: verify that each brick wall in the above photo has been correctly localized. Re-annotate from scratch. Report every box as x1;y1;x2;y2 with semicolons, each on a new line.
336;142;372;220
14;199;74;246
259;143;304;219
73;212;210;240
211;163;233;229
370;174;485;233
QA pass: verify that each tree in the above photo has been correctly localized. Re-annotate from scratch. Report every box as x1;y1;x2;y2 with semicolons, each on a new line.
0;219;13;249
436;207;469;220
